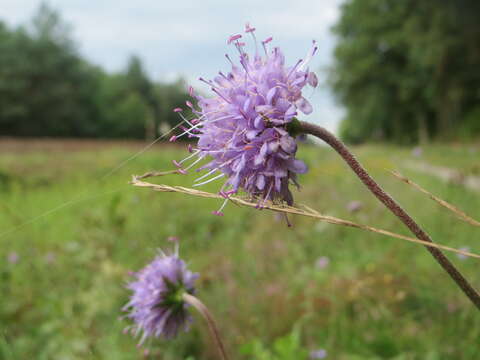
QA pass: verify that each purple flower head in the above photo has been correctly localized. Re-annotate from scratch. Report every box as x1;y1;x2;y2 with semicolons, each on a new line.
346;200;363;213
315;256;330;270
7;251;19;264
412;146;423;157
172;25;318;215
457;246;470;260
123;246;199;344
310;349;327;359
44;251;56;265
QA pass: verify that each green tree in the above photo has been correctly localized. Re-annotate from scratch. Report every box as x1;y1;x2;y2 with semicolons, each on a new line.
330;0;480;143
0;3;101;137
95;71;150;139
125;55;159;139
0;2;191;139
155;78;190;132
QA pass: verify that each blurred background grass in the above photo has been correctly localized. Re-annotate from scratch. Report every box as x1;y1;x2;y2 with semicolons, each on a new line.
0;140;478;359
1;0;480;358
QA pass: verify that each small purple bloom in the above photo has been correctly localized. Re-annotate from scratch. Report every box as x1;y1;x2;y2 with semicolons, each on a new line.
44;252;56;265
457;246;470;260
123;247;199;344
172;25;318;213
7;251;19;264
346;200;363;213
412;146;423;157
315;256;330;270
310;349;327;359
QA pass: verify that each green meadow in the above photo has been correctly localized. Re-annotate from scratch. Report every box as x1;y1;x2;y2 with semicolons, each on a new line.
0;140;479;360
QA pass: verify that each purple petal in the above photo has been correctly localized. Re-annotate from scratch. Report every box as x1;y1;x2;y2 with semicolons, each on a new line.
266;87;277;104
296;97;313;114
256;175;266;190
288;159;308;174
308;72;318;87
280;136;297;153
284;105;297;120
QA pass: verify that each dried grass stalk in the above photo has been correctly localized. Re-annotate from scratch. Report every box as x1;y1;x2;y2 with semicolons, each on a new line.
391;171;480;227
130;176;480;260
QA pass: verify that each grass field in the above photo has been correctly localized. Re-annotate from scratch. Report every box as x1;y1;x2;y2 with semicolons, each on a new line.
0;138;479;360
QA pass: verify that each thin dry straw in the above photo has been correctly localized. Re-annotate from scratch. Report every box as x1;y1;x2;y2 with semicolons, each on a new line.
130;175;480;260
391;171;480;227
134;169;181;180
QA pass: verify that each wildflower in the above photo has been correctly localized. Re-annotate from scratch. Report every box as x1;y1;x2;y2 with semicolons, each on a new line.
123;246;199;344
44;252;56;265
457;246;470;260
172;24;318;214
7;251;19;264
314;256;330;270
310;349;327;359
411;146;422;157
346;200;363;213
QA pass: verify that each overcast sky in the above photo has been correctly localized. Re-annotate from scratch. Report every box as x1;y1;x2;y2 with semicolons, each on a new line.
0;0;345;132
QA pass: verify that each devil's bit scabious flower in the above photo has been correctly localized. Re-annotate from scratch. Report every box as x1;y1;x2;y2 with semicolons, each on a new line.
172;24;318;215
310;349;327;359
123;247;199;344
7;251;19;264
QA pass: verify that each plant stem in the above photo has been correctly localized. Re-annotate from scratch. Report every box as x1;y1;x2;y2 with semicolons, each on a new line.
182;293;229;360
299;121;480;309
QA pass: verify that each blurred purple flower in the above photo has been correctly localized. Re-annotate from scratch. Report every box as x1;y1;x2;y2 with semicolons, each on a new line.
412;146;423;157
123;247;199;344
457;246;470;260
172;24;318;215
346;200;363;213
44;252;56;264
310;349;327;359
167;236;179;243
315;256;330;270
7;251;19;264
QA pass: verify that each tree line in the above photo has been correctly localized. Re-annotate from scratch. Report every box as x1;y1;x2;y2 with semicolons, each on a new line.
330;0;480;143
0;4;188;139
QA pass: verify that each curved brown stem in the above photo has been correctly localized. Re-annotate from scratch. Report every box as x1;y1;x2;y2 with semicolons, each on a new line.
299;121;480;309
182;293;229;360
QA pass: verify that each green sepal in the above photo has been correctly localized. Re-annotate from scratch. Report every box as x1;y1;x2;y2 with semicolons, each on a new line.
286;118;302;137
